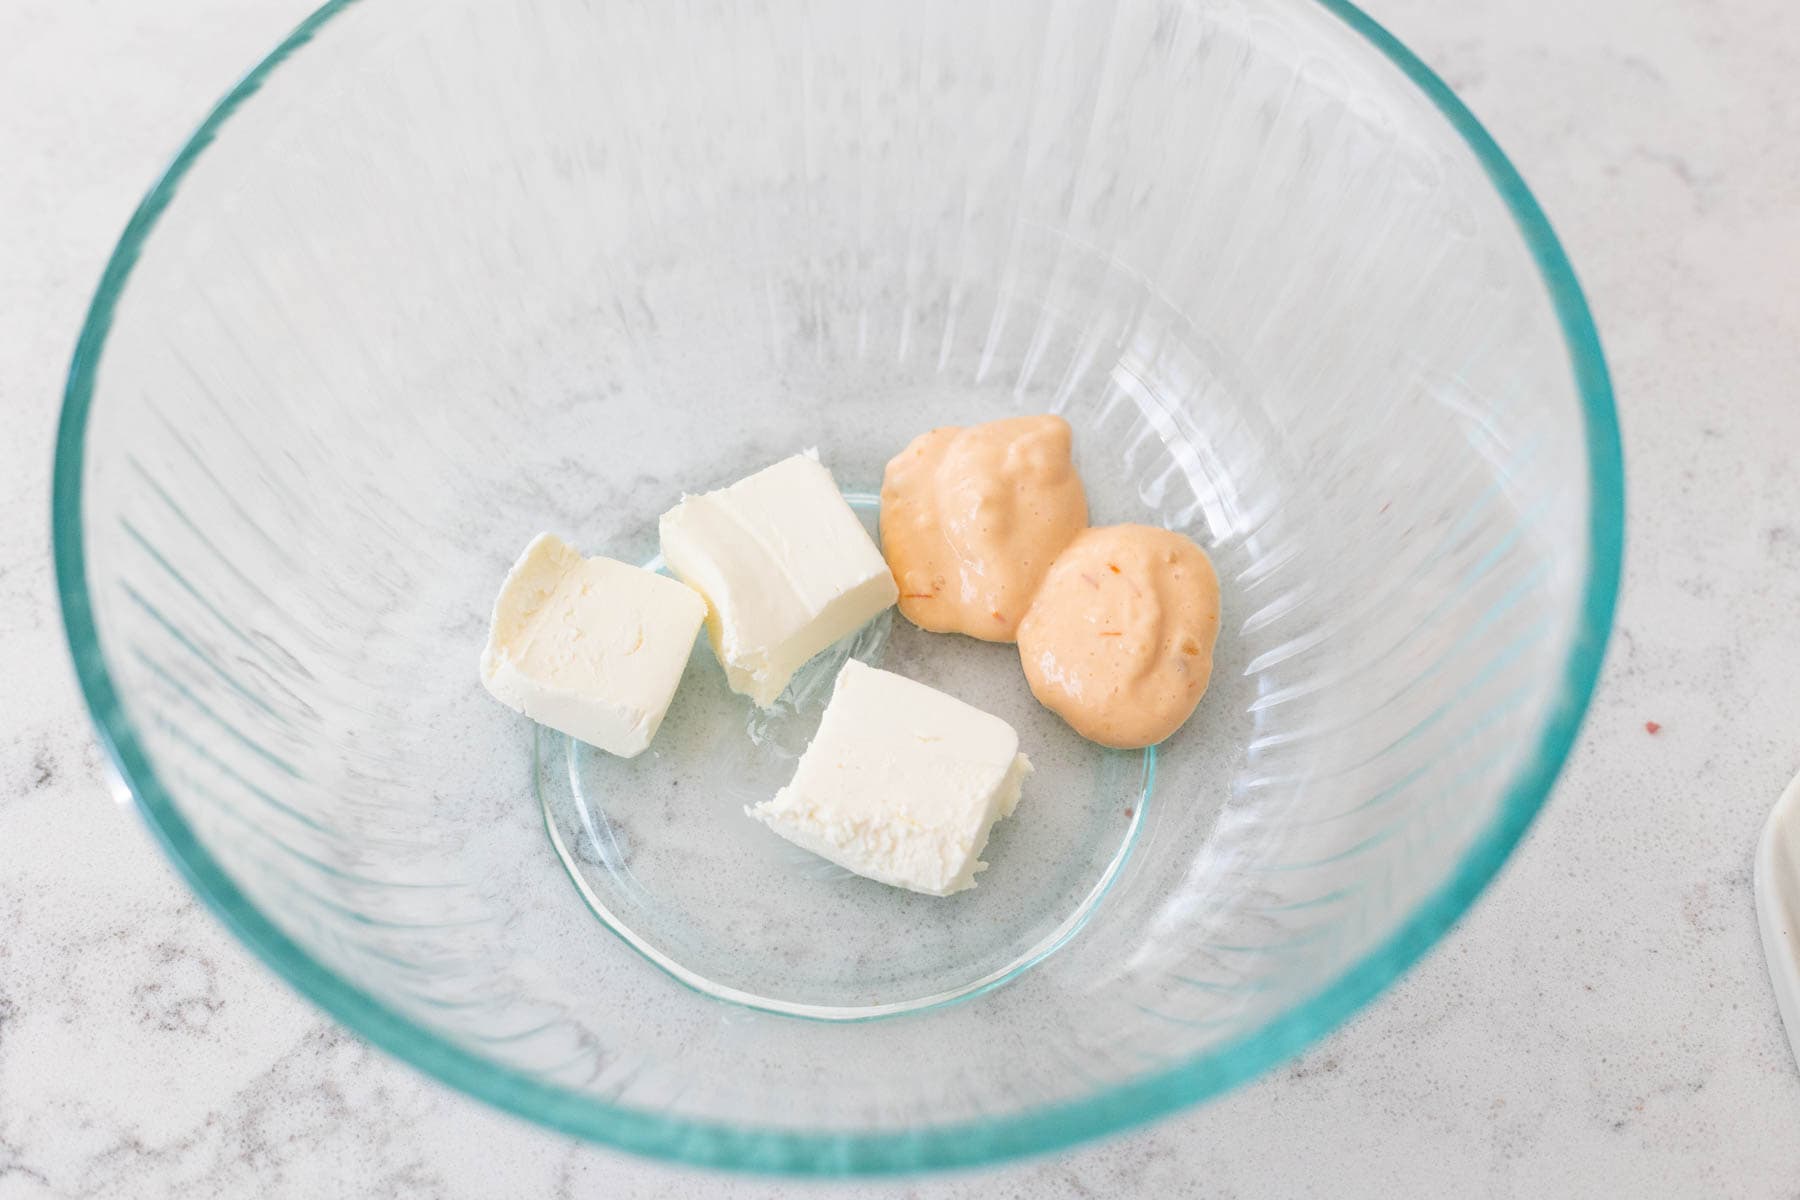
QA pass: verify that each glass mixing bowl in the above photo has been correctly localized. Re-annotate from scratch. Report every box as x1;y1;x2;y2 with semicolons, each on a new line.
53;0;1622;1174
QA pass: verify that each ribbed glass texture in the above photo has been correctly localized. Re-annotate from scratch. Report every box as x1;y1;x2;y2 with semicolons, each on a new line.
55;0;1620;1174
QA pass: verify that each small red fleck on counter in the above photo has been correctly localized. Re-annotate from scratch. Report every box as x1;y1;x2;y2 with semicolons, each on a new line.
1645;720;1662;735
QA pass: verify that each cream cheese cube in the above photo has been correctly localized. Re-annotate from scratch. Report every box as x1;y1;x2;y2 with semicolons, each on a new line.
658;452;898;706
479;533;705;757
747;659;1032;896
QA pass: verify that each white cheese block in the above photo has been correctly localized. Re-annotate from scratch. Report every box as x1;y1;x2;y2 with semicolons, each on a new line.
748;659;1032;896
658;451;898;706
479;532;705;757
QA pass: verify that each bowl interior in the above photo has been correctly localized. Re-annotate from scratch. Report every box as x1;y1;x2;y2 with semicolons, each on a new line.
58;0;1617;1173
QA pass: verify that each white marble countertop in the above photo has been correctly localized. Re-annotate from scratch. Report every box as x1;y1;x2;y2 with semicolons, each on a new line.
4;0;1798;1195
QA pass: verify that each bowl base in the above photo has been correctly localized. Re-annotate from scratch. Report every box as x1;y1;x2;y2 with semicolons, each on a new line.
539;498;1150;1020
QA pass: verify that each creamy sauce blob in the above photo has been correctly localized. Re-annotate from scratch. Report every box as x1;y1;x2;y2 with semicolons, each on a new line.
879;415;1087;643
1016;524;1221;749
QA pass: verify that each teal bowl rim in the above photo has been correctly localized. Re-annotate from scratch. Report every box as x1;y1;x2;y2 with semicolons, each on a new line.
51;0;1623;1176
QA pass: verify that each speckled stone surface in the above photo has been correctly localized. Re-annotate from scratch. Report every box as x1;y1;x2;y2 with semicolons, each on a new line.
3;0;1798;1195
